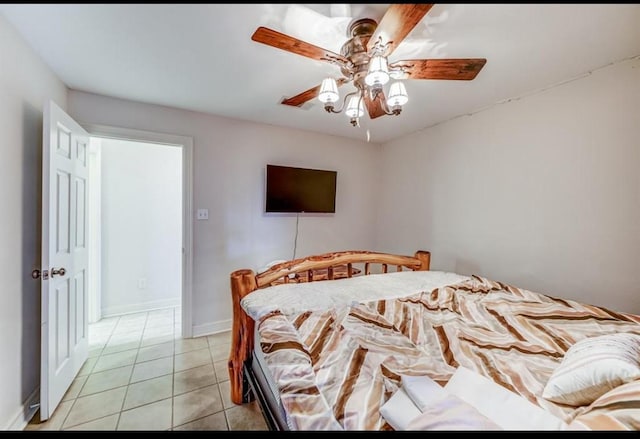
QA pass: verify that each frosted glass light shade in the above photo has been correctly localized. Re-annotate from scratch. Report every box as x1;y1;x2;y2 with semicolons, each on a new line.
345;95;364;118
318;78;339;103
365;55;390;87
387;81;409;106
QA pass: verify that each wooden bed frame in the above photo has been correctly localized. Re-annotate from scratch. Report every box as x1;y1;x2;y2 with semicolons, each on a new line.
227;250;431;407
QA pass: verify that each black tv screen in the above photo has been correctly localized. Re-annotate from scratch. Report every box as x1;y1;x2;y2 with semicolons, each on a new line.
265;164;337;213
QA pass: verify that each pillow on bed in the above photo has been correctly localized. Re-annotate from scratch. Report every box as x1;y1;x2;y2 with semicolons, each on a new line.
379;376;501;431
406;394;502;431
444;366;566;430
542;333;640;406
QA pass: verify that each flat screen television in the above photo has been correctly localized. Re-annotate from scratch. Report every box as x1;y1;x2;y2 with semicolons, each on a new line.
265;164;337;213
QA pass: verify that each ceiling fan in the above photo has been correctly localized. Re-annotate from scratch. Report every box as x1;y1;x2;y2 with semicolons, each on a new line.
251;4;487;126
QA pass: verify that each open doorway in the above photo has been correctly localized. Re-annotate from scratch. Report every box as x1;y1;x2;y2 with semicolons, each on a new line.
85;125;193;363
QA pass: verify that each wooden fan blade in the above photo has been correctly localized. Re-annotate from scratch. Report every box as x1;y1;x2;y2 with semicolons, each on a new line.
367;4;434;56
389;59;487;80
281;78;348;107
252;26;349;65
364;90;386;119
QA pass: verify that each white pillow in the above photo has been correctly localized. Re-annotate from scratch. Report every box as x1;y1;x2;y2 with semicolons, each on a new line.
542;333;640;406
401;374;448;411
379;387;422;431
381;376;502;431
445;366;566;430
406;394;502;430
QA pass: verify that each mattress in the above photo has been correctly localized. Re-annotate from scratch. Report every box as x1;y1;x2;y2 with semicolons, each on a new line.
250;326;292;430
249;273;640;430
242;270;471;320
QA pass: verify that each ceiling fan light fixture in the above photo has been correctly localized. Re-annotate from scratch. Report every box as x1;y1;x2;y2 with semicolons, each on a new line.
318;78;340;104
251;5;486;127
387;81;409;108
389;69;405;80
365;55;390;87
345;95;364;118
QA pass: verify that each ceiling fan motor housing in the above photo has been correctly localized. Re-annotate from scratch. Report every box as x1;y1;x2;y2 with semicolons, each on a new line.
340;18;378;88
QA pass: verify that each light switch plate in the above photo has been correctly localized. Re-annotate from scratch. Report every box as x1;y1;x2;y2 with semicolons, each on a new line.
197;208;209;220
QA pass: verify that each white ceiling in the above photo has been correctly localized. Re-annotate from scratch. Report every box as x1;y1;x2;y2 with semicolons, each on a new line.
2;4;639;143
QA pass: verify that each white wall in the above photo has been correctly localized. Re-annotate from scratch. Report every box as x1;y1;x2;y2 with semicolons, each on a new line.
376;57;640;315
99;138;182;316
68;90;380;335
0;14;68;430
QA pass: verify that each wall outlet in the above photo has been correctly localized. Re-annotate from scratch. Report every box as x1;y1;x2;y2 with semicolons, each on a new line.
197;208;209;220
137;278;147;289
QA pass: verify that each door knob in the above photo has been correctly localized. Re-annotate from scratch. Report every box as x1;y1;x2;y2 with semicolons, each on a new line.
51;267;66;277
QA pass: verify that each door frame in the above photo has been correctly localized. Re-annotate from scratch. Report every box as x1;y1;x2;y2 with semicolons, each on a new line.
84;123;194;338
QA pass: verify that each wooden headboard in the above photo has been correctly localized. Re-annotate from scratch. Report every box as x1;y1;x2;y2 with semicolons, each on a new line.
227;250;431;404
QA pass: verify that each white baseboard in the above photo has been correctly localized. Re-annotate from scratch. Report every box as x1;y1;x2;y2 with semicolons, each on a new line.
192;319;232;338
101;297;181;318
5;386;39;431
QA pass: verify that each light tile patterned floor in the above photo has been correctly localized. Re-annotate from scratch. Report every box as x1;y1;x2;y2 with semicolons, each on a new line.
25;307;268;431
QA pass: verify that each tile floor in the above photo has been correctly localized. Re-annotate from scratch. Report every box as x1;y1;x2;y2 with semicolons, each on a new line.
25;307;268;431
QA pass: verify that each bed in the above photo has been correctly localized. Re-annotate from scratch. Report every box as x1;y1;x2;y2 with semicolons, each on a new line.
227;250;640;430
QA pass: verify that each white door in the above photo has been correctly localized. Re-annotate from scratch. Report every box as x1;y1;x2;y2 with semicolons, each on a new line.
39;100;89;420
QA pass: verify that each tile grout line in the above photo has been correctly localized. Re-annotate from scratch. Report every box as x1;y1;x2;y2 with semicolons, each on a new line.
116;311;149;430
63;412;119;430
173;404;229;431
60;315;121;430
209;332;228;430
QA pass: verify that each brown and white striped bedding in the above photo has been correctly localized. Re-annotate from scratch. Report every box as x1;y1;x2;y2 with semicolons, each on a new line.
254;275;640;430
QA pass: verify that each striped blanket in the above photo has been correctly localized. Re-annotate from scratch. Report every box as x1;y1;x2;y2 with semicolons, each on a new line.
256;275;640;430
